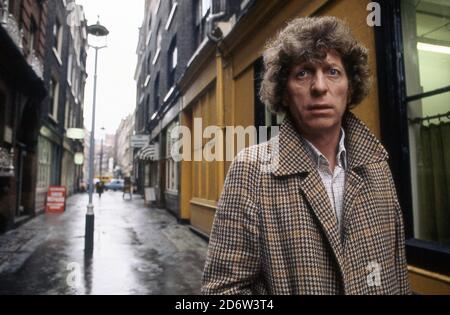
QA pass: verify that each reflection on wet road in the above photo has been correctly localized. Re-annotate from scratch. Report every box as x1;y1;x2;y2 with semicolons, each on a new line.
0;192;208;295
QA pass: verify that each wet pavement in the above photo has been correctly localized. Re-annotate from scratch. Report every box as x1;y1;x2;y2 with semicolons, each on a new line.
0;192;208;295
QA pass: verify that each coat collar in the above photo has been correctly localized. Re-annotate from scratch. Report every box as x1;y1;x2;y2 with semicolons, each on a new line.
271;111;389;177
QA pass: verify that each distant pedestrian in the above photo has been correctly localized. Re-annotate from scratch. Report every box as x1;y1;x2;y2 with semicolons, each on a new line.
123;177;132;200
96;181;104;198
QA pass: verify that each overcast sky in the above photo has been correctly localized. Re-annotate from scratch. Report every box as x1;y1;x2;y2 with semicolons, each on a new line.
76;0;144;137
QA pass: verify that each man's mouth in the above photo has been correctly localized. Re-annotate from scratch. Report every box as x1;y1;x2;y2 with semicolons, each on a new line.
307;104;334;111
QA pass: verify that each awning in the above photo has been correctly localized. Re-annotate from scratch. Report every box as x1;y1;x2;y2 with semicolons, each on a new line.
136;144;159;161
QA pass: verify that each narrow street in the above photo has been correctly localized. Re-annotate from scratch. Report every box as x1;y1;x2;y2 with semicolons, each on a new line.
0;192;208;295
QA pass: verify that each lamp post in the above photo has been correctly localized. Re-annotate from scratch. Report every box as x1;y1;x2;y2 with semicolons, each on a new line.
85;19;109;256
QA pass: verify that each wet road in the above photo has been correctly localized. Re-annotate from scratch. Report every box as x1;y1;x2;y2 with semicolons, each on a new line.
0;192;208;295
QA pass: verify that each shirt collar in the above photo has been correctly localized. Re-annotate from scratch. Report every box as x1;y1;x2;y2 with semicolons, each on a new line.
303;128;347;171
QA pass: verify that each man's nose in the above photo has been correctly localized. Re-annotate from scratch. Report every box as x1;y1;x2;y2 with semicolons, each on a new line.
311;72;327;96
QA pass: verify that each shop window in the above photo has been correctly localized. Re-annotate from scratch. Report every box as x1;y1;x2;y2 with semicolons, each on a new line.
401;0;450;246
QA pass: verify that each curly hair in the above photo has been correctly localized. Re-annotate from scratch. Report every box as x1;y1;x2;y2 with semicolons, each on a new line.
260;16;371;113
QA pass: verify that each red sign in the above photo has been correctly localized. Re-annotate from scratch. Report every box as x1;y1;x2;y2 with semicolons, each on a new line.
45;186;67;213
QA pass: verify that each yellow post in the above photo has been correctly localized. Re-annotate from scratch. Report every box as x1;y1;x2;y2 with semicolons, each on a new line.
180;110;192;221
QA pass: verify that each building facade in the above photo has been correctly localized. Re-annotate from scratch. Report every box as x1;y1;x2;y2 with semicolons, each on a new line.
115;113;135;178
134;0;241;219
36;0;87;211
0;0;47;231
61;0;87;195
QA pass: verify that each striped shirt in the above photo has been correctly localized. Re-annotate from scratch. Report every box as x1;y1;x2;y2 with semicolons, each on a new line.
303;129;347;234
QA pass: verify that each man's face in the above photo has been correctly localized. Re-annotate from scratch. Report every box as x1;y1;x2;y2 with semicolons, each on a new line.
284;50;350;136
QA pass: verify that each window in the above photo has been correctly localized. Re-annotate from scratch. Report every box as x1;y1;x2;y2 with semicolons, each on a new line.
167;38;177;88
49;77;59;120
156;23;162;51
147;51;152;75
152;23;162;65
64;100;70;129
154;74;160;112
145;96;150;123
201;0;211;18
37;136;52;189
194;0;211;47
28;18;37;55
166;1;178;30
53;18;63;58
67;54;73;85
401;0;450;247
376;0;450;275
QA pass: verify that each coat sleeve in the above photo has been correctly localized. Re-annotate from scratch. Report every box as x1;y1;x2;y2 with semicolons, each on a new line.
201;150;261;295
385;163;412;294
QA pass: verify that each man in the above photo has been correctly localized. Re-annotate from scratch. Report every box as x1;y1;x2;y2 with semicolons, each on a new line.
202;16;411;294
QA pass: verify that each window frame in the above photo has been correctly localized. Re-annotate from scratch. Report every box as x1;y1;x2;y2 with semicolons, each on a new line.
167;37;177;88
374;0;450;276
28;17;38;55
49;77;60;121
53;17;63;57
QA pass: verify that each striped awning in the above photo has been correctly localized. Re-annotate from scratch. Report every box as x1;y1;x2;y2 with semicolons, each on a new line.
136;144;159;161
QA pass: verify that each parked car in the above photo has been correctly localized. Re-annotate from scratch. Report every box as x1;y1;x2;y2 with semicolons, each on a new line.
104;179;124;191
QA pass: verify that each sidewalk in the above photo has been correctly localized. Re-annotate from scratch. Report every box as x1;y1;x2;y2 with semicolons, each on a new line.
0;191;208;295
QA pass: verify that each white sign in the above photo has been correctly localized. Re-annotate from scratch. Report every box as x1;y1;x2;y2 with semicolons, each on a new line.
130;135;150;148
144;187;156;205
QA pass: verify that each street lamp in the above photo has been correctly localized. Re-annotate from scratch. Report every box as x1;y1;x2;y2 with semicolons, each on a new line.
85;18;109;256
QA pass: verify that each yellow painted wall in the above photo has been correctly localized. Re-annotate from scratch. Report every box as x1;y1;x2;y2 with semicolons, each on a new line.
188;86;221;235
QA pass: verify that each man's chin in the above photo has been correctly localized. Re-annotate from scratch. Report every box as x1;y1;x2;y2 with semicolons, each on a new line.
304;120;341;134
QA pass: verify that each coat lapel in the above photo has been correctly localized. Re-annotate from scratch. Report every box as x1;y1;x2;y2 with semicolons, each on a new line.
301;172;345;271
340;112;389;248
271;115;345;274
342;169;364;247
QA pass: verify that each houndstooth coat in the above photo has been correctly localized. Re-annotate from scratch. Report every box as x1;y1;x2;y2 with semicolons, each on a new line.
202;111;411;295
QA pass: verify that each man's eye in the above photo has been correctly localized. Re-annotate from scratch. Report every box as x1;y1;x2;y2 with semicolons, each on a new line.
329;68;340;76
296;70;309;78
